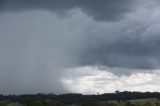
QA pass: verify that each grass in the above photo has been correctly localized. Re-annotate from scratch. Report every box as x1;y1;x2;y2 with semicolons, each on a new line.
129;98;160;106
1;98;160;106
105;98;160;106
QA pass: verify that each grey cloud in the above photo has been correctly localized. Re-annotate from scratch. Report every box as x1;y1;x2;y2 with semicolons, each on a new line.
1;0;160;94
81;38;160;69
0;0;135;21
77;11;160;74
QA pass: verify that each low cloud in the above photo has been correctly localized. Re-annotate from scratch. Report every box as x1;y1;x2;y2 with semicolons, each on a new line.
62;66;160;94
0;0;135;21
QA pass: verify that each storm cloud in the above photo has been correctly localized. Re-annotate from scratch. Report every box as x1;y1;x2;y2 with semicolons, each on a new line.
0;0;136;21
0;0;160;94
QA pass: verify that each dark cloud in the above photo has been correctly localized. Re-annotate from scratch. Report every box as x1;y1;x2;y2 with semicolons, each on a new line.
77;10;160;73
80;38;160;70
0;0;135;21
0;0;160;94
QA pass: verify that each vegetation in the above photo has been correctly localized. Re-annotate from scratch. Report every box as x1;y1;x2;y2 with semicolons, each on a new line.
0;91;160;106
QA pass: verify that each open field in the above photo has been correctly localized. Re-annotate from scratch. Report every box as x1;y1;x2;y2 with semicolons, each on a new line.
99;98;160;106
1;98;160;106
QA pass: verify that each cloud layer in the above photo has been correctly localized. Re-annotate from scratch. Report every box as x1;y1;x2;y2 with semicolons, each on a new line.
62;67;160;94
0;0;160;94
0;0;135;21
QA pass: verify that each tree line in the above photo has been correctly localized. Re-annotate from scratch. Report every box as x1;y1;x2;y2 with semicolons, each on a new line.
0;91;160;105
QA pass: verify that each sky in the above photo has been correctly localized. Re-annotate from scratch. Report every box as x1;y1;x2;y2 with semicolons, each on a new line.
0;0;160;94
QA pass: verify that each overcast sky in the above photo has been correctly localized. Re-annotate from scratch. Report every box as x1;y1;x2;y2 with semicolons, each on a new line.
0;0;160;94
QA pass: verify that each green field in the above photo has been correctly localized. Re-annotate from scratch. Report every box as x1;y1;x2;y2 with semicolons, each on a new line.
102;98;160;106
